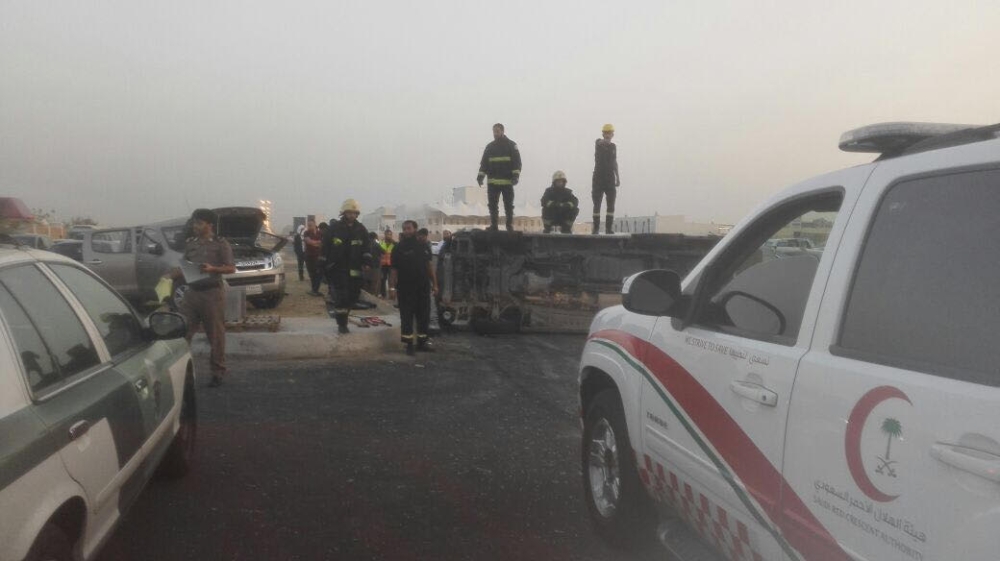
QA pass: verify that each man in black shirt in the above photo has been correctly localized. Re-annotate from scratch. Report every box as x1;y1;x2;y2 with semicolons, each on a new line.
390;220;439;355
592;123;620;234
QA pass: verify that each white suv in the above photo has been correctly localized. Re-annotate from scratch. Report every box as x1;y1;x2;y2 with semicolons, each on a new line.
0;248;195;561
580;122;1000;561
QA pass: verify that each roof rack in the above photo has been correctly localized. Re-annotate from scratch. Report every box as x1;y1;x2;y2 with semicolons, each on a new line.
839;122;984;159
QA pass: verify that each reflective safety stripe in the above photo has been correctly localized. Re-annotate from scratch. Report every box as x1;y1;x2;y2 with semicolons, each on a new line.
488;156;511;163
350;269;362;277
401;334;414;340
512;169;521;174
545;201;555;207
333;238;344;245
488;179;513;186
350;240;363;246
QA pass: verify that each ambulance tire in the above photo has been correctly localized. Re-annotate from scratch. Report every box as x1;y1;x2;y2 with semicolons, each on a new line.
583;389;655;547
159;376;196;479
25;523;72;561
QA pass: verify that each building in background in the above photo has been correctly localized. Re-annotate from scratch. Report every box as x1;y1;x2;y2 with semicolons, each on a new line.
612;214;731;237
362;186;544;241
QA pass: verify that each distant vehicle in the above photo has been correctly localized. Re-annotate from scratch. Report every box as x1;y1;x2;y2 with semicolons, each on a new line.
0;246;195;561
49;240;84;262
66;225;98;240
80;207;287;309
580;122;1000;560
11;233;53;250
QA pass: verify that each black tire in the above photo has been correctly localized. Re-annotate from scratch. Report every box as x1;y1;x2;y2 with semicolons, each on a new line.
582;389;654;546
159;377;196;479
250;292;284;309
25;523;73;561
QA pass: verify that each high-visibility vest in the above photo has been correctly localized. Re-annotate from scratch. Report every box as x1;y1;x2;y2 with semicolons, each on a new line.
379;241;395;266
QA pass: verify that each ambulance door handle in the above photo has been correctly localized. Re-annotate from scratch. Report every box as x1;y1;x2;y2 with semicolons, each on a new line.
930;443;1000;483
69;420;91;441
730;380;778;407
87;259;103;265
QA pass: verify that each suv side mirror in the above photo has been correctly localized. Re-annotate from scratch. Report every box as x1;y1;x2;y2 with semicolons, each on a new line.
622;269;683;316
148;311;187;340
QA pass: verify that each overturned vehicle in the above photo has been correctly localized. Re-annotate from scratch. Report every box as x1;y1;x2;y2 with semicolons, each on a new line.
80;207;287;309
438;231;719;333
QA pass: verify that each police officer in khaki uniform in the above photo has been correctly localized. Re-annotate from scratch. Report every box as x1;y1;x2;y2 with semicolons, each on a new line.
164;209;235;387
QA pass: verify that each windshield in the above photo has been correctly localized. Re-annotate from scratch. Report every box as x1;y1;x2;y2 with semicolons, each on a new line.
162;225;187;251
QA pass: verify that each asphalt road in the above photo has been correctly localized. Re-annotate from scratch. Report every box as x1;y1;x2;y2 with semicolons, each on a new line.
97;332;667;561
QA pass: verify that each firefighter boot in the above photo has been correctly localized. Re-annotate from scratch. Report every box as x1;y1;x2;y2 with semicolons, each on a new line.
336;314;349;334
489;212;499;232
605;215;614;235
505;216;514;233
406;342;415;356
592;215;600;235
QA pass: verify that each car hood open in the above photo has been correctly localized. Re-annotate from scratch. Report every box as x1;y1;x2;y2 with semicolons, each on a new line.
214;207;286;252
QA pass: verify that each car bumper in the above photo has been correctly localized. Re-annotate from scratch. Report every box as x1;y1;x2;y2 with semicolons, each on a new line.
224;267;286;298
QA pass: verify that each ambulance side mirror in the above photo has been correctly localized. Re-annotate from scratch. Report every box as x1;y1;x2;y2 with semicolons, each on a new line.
622;270;683;317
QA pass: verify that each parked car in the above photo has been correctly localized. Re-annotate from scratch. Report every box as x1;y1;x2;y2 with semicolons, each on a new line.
11;234;53;250
66;225;98;240
579;122;1000;561
80;207;287;309
0;245;195;561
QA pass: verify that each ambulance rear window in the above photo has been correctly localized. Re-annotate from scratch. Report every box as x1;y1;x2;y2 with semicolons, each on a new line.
838;168;1000;385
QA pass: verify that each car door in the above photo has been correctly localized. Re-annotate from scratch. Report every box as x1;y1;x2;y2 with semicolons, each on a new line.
638;172;863;561
783;161;1000;561
44;262;179;507
0;264;146;546
136;227;170;302
83;228;139;299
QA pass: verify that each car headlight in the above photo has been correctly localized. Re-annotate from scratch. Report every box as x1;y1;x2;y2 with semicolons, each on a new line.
272;253;283;268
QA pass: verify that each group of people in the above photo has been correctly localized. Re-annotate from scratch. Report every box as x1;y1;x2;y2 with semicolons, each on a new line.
477;122;620;235
292;200;444;354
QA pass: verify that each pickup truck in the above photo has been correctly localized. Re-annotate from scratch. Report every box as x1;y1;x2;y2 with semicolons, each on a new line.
81;207;287;309
580;122;1000;561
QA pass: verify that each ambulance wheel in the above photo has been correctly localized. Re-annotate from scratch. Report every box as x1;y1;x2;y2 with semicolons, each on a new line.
25;523;72;561
583;389;654;546
159;375;196;479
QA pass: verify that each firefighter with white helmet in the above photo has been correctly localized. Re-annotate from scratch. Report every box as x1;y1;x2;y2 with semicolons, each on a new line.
322;198;372;333
541;170;580;234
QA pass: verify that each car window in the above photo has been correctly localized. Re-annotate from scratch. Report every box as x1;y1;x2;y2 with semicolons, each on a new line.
838;168;1000;385
52;242;84;262
92;229;132;254
0;265;101;392
163;226;187;251
691;192;841;344
139;228;165;255
0;284;60;393
49;264;144;358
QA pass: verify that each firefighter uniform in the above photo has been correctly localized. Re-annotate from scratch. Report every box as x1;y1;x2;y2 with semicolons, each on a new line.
323;216;371;332
477;134;522;231
592;124;619;234
391;236;433;351
179;235;234;377
541;171;580;234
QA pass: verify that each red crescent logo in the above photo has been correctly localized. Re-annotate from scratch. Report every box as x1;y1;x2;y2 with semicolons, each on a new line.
845;386;911;502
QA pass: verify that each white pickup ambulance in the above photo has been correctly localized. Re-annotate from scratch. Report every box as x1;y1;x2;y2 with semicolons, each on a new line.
579;122;1000;561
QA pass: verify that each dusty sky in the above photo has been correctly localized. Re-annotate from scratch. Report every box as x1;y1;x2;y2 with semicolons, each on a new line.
1;1;997;231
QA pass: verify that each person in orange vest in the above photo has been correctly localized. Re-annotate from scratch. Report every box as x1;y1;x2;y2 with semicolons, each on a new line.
378;229;396;298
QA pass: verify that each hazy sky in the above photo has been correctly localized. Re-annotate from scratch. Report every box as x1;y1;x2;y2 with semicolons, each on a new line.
2;1;998;231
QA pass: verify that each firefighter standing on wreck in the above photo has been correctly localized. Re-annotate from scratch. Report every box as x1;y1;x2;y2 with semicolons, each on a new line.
323;199;372;334
477;123;522;232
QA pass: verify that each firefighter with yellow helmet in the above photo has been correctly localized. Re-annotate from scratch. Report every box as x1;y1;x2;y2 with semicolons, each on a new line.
592;123;620;234
322;198;372;333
